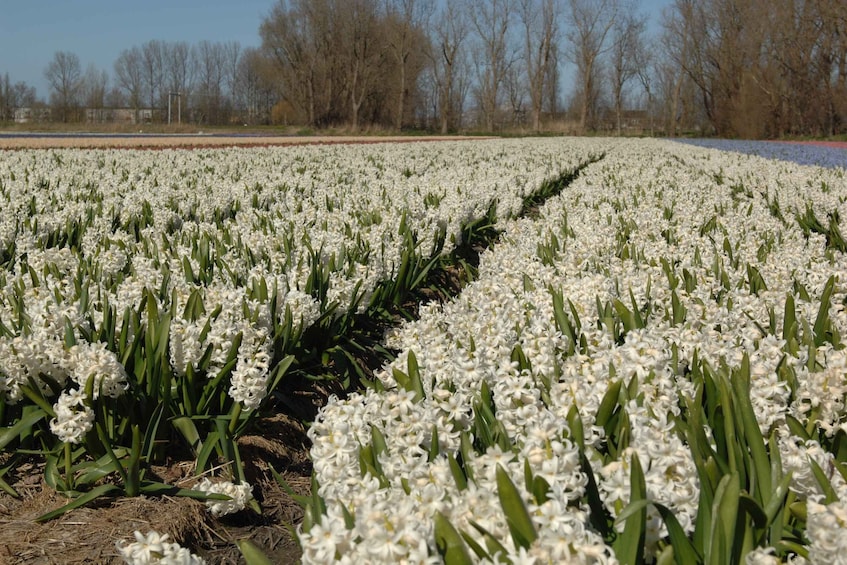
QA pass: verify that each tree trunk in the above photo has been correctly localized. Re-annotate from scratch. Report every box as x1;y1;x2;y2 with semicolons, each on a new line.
396;60;406;130
669;75;682;137
616;108;621;136
307;71;316;126
580;73;592;132
647;91;654;136
615;90;622;136
440;78;451;133
351;98;361;131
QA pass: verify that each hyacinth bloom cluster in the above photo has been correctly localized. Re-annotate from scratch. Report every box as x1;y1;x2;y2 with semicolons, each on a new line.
49;388;94;444
194;477;254;517
303;139;847;562
0;139;607;536
116;530;205;565
0;140;600;417
3;138;847;560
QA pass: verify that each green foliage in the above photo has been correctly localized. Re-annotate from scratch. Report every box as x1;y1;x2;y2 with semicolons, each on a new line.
496;464;538;550
796;205;847;253
320;345;825;563
435;512;474;564
236;539;275;565
3;278;299;519
520;154;605;218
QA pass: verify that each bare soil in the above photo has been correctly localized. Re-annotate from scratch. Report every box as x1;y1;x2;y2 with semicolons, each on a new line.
0;413;312;564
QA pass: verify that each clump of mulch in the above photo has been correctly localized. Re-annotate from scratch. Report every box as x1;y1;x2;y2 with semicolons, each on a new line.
0;413;312;564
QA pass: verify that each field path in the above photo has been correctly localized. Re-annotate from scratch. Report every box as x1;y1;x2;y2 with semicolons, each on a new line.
0;133;488;150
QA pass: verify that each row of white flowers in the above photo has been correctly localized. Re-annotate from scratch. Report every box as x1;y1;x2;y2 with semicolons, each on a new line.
0;139;606;560
0;140;600;419
303;139;847;563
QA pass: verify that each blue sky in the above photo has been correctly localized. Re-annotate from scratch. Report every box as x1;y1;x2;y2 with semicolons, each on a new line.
0;0;672;100
0;0;272;97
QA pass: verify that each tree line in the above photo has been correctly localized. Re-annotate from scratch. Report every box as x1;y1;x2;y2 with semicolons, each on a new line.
1;0;845;137
665;0;847;137
2;41;277;126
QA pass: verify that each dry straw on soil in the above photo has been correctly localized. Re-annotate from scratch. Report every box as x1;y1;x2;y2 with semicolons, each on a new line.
0;413;312;564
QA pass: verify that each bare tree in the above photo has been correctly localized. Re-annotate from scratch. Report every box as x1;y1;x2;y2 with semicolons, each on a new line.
468;0;514;131
261;0;338;126
658;5;689;136
141;40;165;119
235;47;278;124
0;74;7;121
384;0;433;129
192;41;226;124
261;0;435;129
0;75;34;121
222;42;242;115
163;41;193;117
104;86;126;109
564;0;619;132
663;0;770;136
608;8;646;135
835;2;847;131
518;0;560;132
766;0;847;136
45;51;82;122
544;45;561;117
504;64;526;125
632;33;655;135
428;0;469;133
80;64;108;108
114;47;144;121
339;0;382;130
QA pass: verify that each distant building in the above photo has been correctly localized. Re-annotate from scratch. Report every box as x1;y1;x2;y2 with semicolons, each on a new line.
85;108;153;124
14;107;51;123
12;106;154;124
621;110;648;131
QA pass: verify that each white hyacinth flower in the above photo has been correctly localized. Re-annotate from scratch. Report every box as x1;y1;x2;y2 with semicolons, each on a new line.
49;388;94;444
116;530;206;564
195;478;253;517
68;341;128;400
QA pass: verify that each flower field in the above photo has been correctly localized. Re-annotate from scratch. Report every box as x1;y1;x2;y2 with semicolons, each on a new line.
300;139;847;564
1;137;846;563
